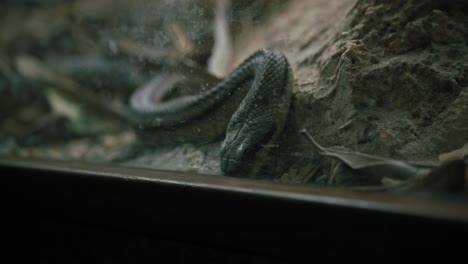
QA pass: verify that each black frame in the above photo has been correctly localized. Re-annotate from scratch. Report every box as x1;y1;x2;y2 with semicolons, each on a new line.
3;157;468;261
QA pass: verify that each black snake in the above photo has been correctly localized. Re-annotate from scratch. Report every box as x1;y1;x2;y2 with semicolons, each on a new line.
48;48;293;176
129;48;293;176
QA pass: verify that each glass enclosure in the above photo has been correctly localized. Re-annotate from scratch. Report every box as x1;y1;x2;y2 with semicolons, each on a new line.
1;1;467;200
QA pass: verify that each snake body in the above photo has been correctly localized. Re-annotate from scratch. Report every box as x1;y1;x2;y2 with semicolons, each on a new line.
129;48;293;176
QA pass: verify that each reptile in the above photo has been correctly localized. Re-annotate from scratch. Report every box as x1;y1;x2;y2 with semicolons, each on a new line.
24;48;293;177
128;48;293;176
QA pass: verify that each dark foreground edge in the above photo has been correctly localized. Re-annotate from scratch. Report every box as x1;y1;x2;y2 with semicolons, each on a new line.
2;157;468;261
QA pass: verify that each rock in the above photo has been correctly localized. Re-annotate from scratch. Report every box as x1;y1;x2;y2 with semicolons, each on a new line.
257;0;468;180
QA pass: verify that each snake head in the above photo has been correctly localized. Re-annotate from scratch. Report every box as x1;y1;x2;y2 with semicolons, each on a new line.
220;120;275;176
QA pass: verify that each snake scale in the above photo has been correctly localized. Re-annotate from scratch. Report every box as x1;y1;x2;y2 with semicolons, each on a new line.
128;48;293;176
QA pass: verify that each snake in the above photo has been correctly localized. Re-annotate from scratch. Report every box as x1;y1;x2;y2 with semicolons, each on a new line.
128;48;293;176
48;48;293;176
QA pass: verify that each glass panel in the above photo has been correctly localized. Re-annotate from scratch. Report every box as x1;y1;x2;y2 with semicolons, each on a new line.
1;1;467;198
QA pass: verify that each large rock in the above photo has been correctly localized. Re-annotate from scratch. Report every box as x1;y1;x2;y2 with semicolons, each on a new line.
257;0;468;180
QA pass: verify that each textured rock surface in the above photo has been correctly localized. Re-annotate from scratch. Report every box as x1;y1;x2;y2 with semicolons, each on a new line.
254;0;468;182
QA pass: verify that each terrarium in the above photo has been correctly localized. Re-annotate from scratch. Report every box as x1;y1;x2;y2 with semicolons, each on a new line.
2;0;468;261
